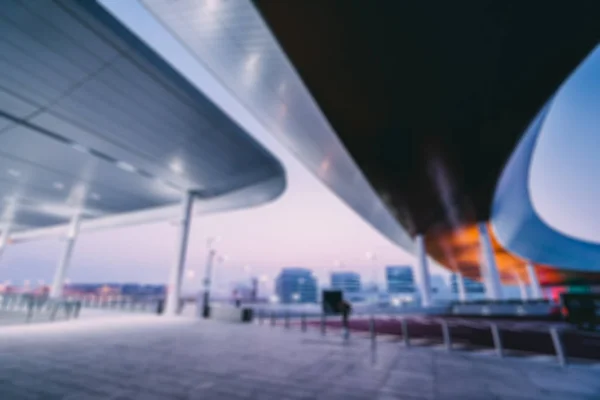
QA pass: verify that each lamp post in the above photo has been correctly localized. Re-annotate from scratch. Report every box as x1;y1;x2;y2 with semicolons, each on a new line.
201;236;221;318
365;251;379;303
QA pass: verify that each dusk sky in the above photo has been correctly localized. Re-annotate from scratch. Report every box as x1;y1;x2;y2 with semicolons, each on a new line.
0;1;595;296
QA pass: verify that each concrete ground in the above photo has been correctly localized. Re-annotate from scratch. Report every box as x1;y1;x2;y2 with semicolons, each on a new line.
0;315;599;400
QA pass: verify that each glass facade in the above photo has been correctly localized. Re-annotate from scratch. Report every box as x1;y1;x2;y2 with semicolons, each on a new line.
386;266;415;294
330;272;361;294
275;268;318;303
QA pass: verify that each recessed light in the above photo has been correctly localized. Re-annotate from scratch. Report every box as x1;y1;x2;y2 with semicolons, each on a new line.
7;169;20;177
71;143;89;153
169;161;184;174
53;182;64;190
116;161;136;173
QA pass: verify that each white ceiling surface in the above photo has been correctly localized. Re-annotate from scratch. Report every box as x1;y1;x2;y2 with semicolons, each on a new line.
137;0;415;253
0;0;284;237
529;45;600;244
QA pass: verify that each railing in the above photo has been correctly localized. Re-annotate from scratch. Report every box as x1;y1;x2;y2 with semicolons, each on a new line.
0;293;82;324
253;310;598;367
76;295;162;314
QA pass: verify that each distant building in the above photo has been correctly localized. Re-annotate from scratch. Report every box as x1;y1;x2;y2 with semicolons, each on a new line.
330;272;361;294
275;268;318;304
65;283;165;297
450;274;485;294
430;274;452;299
386;266;415;293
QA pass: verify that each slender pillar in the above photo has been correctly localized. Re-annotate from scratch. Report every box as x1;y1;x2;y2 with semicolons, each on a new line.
50;215;81;298
415;234;432;307
514;272;528;301
526;262;543;299
0;225;9;261
165;191;195;316
456;273;467;302
477;222;502;300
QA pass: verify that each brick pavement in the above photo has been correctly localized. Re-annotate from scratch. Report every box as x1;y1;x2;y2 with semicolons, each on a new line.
0;315;598;399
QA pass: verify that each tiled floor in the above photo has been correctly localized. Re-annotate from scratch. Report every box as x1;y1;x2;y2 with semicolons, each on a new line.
0;315;598;399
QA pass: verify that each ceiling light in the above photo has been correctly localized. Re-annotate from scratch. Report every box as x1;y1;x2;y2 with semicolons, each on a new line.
71;143;90;153
53;182;64;190
116;161;136;173
90;192;101;201
245;54;260;71
7;169;20;177
169;160;184;174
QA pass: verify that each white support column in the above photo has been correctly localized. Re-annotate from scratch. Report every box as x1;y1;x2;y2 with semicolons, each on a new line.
50;215;81;298
514;272;528;301
0;225;9;261
526;262;543;299
457;273;467;302
477;222;502;300
415;235;432;307
165;191;195;316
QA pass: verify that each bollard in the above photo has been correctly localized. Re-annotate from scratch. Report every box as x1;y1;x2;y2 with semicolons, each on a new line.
258;309;263;325
401;318;410;347
270;311;276;326
321;313;326;336
441;320;452;351
369;315;376;343
550;327;566;366
301;313;307;332
284;312;290;329
490;323;503;357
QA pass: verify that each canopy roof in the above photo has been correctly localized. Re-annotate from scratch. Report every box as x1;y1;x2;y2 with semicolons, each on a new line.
0;0;285;234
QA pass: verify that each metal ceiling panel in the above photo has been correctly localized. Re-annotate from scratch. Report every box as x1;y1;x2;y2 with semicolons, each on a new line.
0;0;285;234
139;0;413;252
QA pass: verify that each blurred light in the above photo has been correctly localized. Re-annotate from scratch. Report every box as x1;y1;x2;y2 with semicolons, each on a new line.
53;182;65;190
7;169;20;178
391;297;401;306
116;161;136;173
259;275;269;283
245;53;260;71
292;293;301;302
90;192;101;201
205;0;219;11
169;159;184;174
269;294;279;304
71;143;89;153
186;270;196;279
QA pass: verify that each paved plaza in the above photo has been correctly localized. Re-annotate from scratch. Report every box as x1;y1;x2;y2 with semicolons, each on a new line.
0;315;599;399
